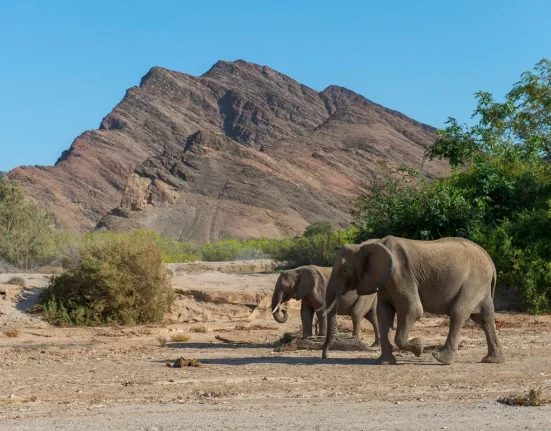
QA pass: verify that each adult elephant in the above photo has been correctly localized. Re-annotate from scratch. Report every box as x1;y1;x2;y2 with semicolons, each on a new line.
322;236;504;365
271;265;380;344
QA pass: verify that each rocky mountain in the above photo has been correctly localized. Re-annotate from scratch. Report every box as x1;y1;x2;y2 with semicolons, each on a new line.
10;60;448;241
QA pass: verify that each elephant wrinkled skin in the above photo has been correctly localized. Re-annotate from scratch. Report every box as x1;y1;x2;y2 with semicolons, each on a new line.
270;265;380;343
322;236;504;365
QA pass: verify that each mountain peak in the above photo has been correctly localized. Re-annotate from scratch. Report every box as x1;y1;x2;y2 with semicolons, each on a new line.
10;60;447;237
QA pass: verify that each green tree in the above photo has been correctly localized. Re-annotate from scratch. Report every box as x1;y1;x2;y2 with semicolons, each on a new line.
355;58;551;313
0;177;57;269
427;58;551;166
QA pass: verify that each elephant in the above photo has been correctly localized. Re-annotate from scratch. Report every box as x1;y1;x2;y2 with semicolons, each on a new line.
270;265;380;344
322;236;504;365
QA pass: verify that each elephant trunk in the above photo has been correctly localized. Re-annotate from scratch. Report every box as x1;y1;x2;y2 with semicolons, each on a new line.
322;293;337;359
322;274;341;359
271;289;288;324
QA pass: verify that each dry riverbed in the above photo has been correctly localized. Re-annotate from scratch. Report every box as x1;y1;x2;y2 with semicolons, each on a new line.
1;265;550;430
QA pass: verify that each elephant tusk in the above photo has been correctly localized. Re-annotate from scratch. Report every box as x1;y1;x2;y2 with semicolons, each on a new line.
315;305;326;313
322;297;338;317
272;303;281;314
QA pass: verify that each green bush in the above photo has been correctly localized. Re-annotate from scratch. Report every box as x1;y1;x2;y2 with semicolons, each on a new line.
152;234;201;263
201;239;244;262
280;228;357;267
36;230;175;326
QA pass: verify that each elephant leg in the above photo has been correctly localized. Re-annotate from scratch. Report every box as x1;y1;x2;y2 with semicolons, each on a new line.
365;307;381;347
322;304;338;359
470;297;505;364
376;299;397;365
351;310;362;340
316;310;327;337
301;304;314;338
432;305;469;365
394;300;423;358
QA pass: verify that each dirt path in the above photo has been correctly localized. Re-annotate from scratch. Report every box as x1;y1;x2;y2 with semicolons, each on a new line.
3;400;551;430
1;268;551;429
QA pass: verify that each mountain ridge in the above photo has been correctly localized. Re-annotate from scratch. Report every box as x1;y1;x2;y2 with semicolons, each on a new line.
9;59;448;239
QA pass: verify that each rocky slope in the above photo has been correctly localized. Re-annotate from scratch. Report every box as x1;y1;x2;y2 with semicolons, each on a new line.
10;60;448;240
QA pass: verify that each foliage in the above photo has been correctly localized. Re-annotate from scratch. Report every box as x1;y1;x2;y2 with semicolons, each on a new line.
427;58;551;167
281;228;356;267
153;226;352;267
354;58;551;313
0;177;58;269
153;235;201;263
36;230;175;326
303;221;333;237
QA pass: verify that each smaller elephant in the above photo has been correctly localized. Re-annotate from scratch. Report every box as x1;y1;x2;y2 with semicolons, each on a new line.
270;265;380;344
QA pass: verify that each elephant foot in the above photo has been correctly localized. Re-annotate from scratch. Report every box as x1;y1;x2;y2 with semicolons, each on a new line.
376;354;397;365
432;346;455;365
322;348;329;360
410;337;424;357
481;353;505;364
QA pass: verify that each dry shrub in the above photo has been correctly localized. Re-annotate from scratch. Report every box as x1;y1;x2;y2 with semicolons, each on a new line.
274;332;300;352
35;231;175;326
498;388;550;406
157;335;168;347
169;357;203;368
170;333;190;342
190;325;208;333
191;389;231;399
4;329;20;338
7;276;26;287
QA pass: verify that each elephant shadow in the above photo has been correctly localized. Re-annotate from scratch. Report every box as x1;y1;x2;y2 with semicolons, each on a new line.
164;343;443;366
197;356;378;366
197;356;440;366
167;342;273;350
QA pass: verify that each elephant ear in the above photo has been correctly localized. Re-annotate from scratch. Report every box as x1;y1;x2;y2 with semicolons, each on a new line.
295;267;317;300
357;243;394;295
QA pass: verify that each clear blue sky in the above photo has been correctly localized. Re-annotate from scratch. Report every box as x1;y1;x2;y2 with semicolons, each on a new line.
1;0;549;172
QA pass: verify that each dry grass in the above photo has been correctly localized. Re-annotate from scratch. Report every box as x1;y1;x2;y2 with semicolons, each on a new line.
157;335;168;347
7;276;26;287
189;325;208;333
170;333;190;342
498;388;550;407
4;329;20;338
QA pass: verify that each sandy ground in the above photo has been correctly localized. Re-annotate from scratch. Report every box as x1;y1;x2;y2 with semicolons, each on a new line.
1;267;551;430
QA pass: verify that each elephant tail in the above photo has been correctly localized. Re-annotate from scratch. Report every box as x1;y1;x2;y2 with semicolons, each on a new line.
491;267;496;300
